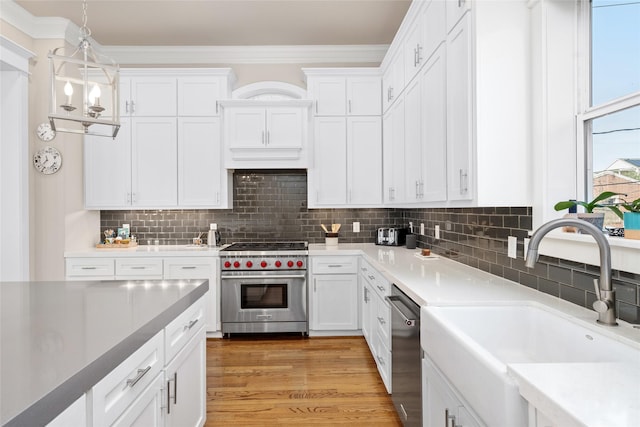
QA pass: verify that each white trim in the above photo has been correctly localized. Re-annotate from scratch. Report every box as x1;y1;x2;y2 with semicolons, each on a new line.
219;99;313;108
231;81;307;100
0;0;70;41
101;45;389;65
0;36;35;72
579;91;640;122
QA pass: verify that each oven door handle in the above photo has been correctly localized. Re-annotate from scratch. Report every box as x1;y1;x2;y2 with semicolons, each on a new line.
221;274;307;280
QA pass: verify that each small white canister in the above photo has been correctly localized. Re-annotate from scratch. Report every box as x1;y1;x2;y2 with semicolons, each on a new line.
325;233;339;246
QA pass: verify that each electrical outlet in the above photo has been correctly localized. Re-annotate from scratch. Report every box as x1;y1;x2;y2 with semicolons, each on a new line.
435;225;440;240
353;222;360;233
508;236;517;259
420;223;425;235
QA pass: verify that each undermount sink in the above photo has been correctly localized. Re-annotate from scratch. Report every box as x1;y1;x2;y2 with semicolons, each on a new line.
421;303;639;427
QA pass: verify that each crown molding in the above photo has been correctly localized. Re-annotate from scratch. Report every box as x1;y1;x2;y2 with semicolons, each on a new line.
101;44;388;65
1;0;68;40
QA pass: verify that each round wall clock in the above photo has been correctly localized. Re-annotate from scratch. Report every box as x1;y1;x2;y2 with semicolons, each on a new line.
33;146;62;175
36;122;56;142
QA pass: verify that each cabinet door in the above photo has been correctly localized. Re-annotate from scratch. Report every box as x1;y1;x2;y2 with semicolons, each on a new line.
347;116;382;205
382;50;404;112
225;107;265;148
404;14;424;83
404;76;422;202
131;118;178;207
111;374;164;427
84;118;132;209
178;76;223;116
178;117;224;207
130;77;177;116
446;13;473;201
46;395;86;427
347;77;381;116
310;77;346;116
422;0;446;63
165;328;206;427
383;97;405;204
311;274;359;331
310;117;347;206
267;107;304;149
361;282;374;347
421;44;448;202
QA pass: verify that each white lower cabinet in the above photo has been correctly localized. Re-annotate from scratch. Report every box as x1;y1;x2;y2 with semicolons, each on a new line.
310;256;360;333
164;328;206;427
359;257;392;393
422;355;484;427
89;296;207;427
527;405;556;427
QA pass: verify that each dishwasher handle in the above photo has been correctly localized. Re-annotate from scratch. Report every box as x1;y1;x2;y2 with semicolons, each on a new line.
386;295;417;327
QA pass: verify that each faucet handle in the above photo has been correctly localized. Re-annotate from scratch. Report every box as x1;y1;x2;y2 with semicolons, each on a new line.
592;278;611;313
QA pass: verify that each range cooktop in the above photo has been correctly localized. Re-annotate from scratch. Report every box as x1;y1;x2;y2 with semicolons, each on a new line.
220;241;308;252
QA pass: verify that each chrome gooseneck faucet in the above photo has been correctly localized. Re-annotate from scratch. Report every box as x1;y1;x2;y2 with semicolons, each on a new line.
525;218;617;326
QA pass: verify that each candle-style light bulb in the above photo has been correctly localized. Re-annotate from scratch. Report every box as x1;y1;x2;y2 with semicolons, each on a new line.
64;81;73;105
89;84;101;106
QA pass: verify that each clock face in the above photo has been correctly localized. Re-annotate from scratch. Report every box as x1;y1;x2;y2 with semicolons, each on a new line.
33;146;62;175
36;122;56;142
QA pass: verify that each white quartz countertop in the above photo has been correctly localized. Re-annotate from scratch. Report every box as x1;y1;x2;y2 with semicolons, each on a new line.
0;279;208;427
310;243;640;426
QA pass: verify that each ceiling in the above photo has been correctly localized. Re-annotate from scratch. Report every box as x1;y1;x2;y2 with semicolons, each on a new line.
15;0;412;47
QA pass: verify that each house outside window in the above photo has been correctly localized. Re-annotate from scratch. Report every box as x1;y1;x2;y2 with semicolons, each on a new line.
580;0;640;229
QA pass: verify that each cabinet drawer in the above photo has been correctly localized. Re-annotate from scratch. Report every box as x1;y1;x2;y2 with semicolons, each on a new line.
374;295;391;346
360;258;391;297
165;295;206;364
115;258;163;278
312;256;358;274
66;258;115;279
91;331;164;427
164;258;214;279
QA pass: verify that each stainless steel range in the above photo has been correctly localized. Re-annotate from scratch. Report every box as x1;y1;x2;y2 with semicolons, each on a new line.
219;241;308;336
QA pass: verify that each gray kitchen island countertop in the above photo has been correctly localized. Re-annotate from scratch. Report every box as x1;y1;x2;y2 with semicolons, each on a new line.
0;279;208;427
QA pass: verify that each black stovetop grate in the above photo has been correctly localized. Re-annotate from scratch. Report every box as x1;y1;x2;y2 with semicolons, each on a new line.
221;241;308;252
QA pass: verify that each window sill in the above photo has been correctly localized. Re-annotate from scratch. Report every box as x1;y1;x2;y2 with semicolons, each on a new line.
537;230;640;274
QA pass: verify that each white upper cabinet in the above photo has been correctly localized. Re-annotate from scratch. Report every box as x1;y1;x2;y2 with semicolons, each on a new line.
382;49;405;112
305;69;382;116
403;0;446;85
382;97;406;205
178;117;230;208
446;12;473;201
178;76;228;116
84;68;234;210
379;0;531;207
309;116;382;207
122;77;177;117
221;100;311;169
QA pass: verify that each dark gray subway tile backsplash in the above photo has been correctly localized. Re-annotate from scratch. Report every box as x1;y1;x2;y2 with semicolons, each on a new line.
101;169;640;324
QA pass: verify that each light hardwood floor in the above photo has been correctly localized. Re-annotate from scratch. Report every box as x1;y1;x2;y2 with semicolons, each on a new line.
206;335;402;426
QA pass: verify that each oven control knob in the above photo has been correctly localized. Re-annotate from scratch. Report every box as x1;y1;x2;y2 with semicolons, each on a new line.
246;261;253;268
296;260;304;268
261;261;268;268
287;260;294;268
275;260;282;268
224;261;231;268
233;261;240;268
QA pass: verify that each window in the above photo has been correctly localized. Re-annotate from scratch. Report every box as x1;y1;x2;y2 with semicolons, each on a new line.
581;0;640;228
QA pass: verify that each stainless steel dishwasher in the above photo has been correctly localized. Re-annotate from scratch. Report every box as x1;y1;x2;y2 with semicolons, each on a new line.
386;285;422;426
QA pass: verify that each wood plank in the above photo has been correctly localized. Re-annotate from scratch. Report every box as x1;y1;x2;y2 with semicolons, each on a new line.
206;335;401;426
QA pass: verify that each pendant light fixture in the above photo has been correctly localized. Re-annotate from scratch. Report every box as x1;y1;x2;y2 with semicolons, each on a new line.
48;0;120;138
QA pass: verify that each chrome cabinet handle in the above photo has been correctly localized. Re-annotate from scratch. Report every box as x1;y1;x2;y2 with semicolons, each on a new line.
81;266;97;270
131;266;147;270
180;266;197;270
262;130;265;145
126;365;151;388
368;274;375;280
389;86;394;101
363;287;369;303
266;130;270;145
348;99;352;113
459;169;468;194
376;355;385;365
377;316;386;325
377;285;385;292
125;100;129;114
184;318;199;331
